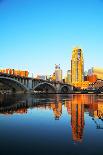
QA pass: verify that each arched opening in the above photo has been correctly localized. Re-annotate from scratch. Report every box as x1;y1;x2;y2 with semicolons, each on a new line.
33;82;56;93
0;77;28;93
61;85;71;93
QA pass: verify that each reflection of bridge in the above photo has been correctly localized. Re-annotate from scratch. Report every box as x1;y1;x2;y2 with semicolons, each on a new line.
0;94;103;142
0;73;73;93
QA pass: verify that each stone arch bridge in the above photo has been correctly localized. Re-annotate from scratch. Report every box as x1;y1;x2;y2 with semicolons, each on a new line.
0;73;73;94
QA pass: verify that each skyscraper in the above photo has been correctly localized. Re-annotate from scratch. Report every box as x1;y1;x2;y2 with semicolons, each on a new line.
55;64;62;82
66;70;71;84
71;47;84;84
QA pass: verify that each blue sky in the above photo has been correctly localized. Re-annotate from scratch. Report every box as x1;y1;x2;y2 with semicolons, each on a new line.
0;0;103;76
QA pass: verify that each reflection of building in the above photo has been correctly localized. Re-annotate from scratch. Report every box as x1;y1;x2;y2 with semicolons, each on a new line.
65;95;94;142
71;95;84;142
89;101;103;119
51;102;62;120
55;64;62;82
1;94;103;141
65;100;71;115
71;48;84;84
88;67;103;80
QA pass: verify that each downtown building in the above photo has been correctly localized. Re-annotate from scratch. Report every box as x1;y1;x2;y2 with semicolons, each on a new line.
65;70;71;84
88;67;103;80
55;64;62;82
71;48;84;84
0;68;29;77
71;47;89;89
71;47;84;83
36;75;47;80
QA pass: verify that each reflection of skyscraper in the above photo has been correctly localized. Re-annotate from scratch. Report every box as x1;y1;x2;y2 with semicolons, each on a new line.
71;48;84;83
66;95;84;142
71;103;84;142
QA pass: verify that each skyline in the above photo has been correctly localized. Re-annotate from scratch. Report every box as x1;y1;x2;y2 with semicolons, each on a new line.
1;0;103;76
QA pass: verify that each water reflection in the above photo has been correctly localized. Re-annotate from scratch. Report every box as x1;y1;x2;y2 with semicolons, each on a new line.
0;94;103;144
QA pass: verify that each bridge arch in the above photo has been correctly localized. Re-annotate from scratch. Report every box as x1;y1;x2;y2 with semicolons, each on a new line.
60;85;72;93
0;76;28;93
33;82;56;93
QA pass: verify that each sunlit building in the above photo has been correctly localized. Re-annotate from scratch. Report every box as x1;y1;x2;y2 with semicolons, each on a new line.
65;70;71;84
55;64;62;82
73;81;89;89
0;68;29;77
71;47;84;84
87;75;97;83
51;72;56;81
88;67;103;80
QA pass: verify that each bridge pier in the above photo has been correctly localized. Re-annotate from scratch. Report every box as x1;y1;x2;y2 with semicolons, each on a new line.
27;79;33;90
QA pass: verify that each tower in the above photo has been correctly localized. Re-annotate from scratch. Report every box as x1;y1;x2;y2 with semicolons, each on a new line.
55;64;62;82
71;47;84;83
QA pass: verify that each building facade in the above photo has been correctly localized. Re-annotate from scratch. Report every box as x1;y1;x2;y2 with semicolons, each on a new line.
0;68;29;77
66;70;71;84
36;75;47;80
87;75;97;83
55;64;62;82
88;67;103;80
71;47;84;84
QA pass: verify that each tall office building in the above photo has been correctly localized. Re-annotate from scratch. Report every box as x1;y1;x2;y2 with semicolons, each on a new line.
66;70;71;84
55;64;62;82
71;47;84;83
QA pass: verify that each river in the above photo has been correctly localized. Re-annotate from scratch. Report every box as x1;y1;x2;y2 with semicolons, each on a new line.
0;94;103;155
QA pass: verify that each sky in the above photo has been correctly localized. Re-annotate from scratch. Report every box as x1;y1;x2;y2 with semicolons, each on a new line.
0;0;103;77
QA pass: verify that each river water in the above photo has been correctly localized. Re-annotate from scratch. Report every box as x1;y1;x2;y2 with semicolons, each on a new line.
0;94;103;155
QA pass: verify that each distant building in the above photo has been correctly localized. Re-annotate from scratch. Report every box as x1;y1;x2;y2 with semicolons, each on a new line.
46;75;52;81
88;67;103;80
84;76;87;81
73;81;89;90
84;71;88;81
92;79;103;90
84;71;88;76
71;47;84;83
65;70;71;84
55;64;62;82
87;75;97;83
36;75;47;80
0;68;29;77
51;72;56;81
